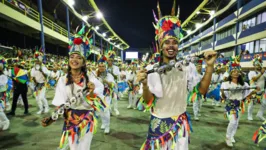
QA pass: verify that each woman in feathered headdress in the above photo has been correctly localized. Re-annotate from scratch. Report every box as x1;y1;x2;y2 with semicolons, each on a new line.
220;56;259;147
41;26;106;150
137;1;217;149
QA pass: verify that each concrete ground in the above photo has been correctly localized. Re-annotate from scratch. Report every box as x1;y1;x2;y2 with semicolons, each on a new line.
0;89;266;150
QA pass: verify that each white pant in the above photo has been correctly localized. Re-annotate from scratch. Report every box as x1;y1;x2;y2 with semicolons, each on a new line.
257;99;266;117
36;87;49;111
111;93;118;111
128;91;138;107
193;100;200;117
226;114;239;139
100;96;111;128
247;100;254;119
161;122;189;150
0;109;9;130
68;131;93;150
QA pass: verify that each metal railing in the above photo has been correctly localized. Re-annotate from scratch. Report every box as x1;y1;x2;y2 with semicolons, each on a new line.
1;0;73;38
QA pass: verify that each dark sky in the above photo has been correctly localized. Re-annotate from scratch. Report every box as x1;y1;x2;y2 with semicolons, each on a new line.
95;0;202;48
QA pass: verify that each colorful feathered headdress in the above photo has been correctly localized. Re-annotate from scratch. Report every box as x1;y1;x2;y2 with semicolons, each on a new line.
0;55;6;69
153;0;183;48
131;59;138;66
97;54;108;64
107;49;116;59
69;26;91;58
228;56;241;72
34;46;44;62
252;54;263;67
194;59;203;66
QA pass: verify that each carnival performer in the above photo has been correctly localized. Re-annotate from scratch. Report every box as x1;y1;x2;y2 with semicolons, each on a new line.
96;55;115;134
138;2;217;149
127;60;139;109
188;59;204;121
106;50;120;115
31;50;51;114
0;56;10;130
248;55;266;121
220;57;259;147
41;26;106;150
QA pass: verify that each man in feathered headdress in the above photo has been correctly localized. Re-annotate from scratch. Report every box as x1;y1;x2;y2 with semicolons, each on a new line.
106;49;120;115
248;54;266;121
96;54;115;134
30;47;51;115
137;1;217;149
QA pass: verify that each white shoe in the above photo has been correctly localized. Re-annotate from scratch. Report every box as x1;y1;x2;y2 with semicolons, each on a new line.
194;117;199;121
248;117;253;121
44;108;49;113
2;120;10;130
36;110;43;115
104;127;110;134
215;103;221;107
226;138;233;147
212;102;215;106
231;137;236;143
114;109;120;115
133;107;137;110
127;105;132;109
256;114;266;121
101;124;105;130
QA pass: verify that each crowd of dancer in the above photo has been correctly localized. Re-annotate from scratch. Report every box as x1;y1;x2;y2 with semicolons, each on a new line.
0;1;266;150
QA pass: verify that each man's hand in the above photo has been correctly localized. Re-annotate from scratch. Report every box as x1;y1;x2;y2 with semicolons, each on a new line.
137;69;148;86
204;51;217;67
261;68;265;74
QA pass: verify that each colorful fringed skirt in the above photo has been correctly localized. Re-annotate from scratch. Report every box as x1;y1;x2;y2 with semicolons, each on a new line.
253;120;266;144
0;91;7;110
141;112;192;150
224;100;244;120
59;109;97;149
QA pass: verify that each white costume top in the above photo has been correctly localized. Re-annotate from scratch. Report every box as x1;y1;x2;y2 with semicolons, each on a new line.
0;74;8;92
248;71;266;93
31;65;50;83
3;68;11;77
147;62;198;118
223;71;229;80
52;75;104;110
221;81;252;101
107;65;120;80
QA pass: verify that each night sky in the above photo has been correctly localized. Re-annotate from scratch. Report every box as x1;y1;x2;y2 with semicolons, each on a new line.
95;0;202;48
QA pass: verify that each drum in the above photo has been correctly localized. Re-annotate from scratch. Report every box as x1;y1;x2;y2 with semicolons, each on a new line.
49;79;56;87
118;81;127;92
206;84;221;101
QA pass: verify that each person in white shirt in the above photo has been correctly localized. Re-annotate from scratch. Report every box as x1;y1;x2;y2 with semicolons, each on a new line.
41;26;105;150
247;55;266;121
96;56;115;134
31;58;50;114
137;4;217;149
106;50;120;116
221;60;258;147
